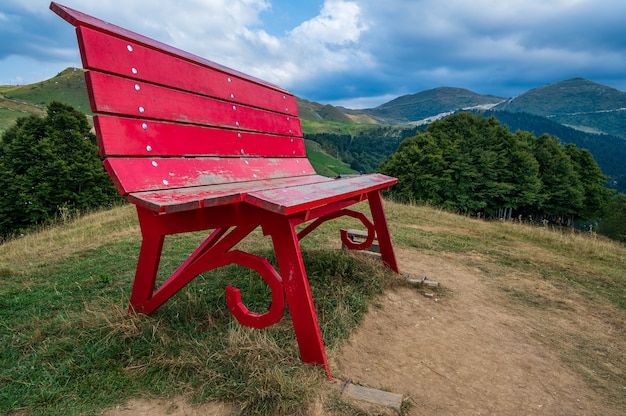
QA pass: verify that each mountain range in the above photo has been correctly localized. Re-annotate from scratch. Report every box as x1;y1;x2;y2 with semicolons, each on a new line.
302;78;626;138
300;77;626;189
1;69;625;188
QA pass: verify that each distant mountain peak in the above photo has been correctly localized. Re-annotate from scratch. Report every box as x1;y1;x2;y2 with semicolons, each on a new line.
493;78;626;137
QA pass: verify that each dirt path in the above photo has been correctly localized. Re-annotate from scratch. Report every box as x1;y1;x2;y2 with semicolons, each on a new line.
332;248;619;415
105;246;622;415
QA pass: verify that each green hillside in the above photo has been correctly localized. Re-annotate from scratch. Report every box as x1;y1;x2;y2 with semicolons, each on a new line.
494;78;626;138
297;98;355;123
0;68;91;134
1;68;91;112
358;87;505;124
305;140;358;176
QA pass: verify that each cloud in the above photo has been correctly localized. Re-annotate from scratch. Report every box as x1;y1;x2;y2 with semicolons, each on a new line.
289;0;366;45
348;0;626;100
1;0;625;105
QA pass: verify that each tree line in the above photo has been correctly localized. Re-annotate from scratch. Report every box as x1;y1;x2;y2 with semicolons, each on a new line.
380;112;623;235
481;110;626;193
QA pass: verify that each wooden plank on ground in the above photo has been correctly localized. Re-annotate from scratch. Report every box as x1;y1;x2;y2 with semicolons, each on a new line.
341;381;403;412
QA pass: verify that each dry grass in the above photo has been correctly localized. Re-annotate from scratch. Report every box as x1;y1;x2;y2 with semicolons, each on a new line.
0;204;138;274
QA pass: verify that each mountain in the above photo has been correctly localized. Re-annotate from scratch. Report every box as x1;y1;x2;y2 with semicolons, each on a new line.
297;98;379;124
351;87;505;125
493;78;626;138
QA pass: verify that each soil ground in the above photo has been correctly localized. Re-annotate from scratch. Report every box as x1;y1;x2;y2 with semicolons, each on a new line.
104;246;624;415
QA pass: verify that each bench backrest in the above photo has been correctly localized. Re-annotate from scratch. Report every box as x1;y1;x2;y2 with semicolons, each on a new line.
51;2;315;196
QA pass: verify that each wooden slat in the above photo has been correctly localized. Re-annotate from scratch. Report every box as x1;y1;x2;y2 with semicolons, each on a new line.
128;175;334;212
245;174;398;215
94;115;305;158
105;157;317;195
50;3;288;97
76;26;298;116
86;72;302;137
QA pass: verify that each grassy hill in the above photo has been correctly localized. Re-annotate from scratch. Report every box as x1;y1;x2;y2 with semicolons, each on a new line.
494;78;626;139
0;68;91;135
1;68;90;112
0;201;624;415
354;87;505;125
305;140;357;177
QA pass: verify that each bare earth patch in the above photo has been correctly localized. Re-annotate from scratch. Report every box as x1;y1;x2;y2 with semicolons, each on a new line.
332;248;623;415
101;397;236;416
105;245;624;415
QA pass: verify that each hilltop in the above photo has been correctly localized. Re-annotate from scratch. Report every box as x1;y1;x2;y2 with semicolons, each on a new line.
353;87;505;125
494;78;626;138
0;68;91;134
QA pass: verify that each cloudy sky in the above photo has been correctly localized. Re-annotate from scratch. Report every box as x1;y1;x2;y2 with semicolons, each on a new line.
1;0;625;108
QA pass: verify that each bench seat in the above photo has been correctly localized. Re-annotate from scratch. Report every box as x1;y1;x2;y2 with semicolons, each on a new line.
246;174;397;215
129;174;396;214
128;175;334;212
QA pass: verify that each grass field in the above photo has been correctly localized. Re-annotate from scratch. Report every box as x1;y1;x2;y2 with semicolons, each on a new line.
1;201;624;415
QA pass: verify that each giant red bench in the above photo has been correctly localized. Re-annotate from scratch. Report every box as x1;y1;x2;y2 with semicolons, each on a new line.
51;2;400;379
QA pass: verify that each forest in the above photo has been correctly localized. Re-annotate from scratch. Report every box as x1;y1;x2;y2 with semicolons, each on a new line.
482;110;626;193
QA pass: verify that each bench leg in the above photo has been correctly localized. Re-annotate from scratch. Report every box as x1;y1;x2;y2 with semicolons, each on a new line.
129;233;165;313
368;190;400;274
266;217;331;380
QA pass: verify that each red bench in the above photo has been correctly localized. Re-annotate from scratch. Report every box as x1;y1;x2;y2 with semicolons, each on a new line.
51;2;400;379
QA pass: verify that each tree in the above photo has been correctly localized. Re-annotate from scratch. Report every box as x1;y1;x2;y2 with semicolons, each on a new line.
598;194;626;242
531;134;585;223
563;143;612;221
0;101;120;238
381;112;543;217
505;131;542;216
380;132;451;205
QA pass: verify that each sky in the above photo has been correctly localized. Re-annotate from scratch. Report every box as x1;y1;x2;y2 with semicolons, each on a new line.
1;0;626;109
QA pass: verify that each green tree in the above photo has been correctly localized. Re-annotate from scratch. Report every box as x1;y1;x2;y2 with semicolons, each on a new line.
510;131;542;213
532;134;585;222
381;112;542;217
380;132;451;205
563;143;612;221
0;101;119;238
598;194;626;242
